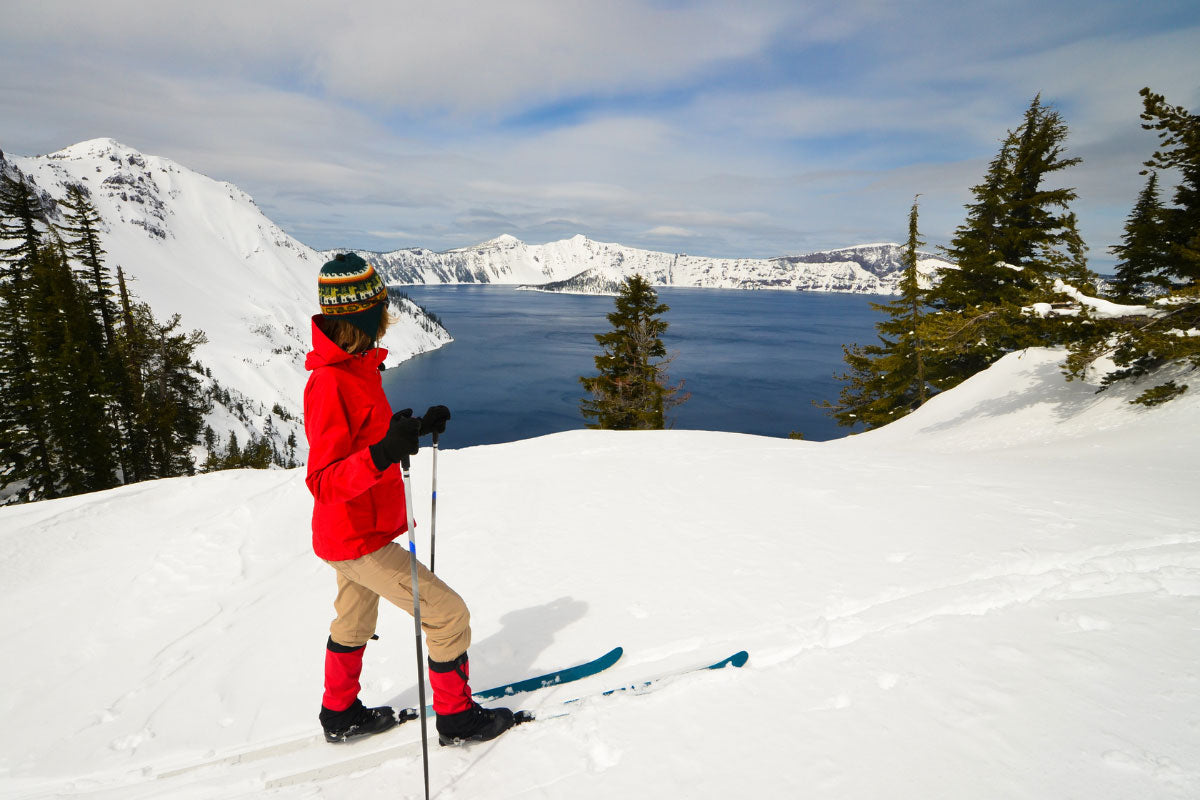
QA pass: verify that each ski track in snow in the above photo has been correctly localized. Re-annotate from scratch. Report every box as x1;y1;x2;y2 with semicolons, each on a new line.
758;535;1200;667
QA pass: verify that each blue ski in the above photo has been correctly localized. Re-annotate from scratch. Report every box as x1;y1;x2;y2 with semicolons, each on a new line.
409;646;624;717
475;645;624;700
514;649;749;724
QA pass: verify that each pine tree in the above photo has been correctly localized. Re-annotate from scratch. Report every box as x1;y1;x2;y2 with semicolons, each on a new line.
1;177;214;502
934;96;1092;310
25;242;119;494
580;274;687;429
826;198;935;429
225;432;242;465
926;95;1094;388
58;187;154;484
934;136;1020;312
114;265;153;482
1003;96;1091;290
58;185;117;351
0;172;43;269
1139;87;1200;285
1109;172;1172;301
0;173;59;500
1065;88;1200;406
131;306;210;478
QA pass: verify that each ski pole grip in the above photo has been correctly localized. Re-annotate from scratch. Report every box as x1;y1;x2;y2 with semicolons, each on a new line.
400;452;411;471
432;431;439;447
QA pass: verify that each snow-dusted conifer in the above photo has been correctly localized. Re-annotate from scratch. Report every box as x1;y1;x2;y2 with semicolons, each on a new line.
0;173;60;500
580;274;687;430
827;198;935;430
58;185;117;351
1139;87;1200;285
25;242;119;494
927;96;1093;388
1065;88;1200;406
1109;172;1172;301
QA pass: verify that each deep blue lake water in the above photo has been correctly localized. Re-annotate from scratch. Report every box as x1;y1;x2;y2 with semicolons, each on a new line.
383;286;886;447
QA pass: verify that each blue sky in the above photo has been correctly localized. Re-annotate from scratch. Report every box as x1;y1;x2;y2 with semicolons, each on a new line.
2;0;1198;268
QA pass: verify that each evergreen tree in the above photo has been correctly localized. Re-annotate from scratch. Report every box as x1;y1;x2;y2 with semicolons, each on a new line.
113;265;153;482
25;242;119;494
1139;87;1200;285
130;306;210;478
0;176;119;498
934;137;1020;312
1;177;214;502
1109;171;1172;301
0;172;44;269
1003;96;1091;289
0;174;58;500
580;274;687;429
934;95;1092;311
58;185;117;351
1066;88;1200;406
58;188;154;483
226;432;242;465
826;198;935;429
926;95;1094;388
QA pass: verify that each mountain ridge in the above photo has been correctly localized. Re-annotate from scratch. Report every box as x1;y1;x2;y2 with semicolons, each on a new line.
327;236;952;295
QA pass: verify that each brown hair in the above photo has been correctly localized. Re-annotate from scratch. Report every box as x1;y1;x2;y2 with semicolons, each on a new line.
320;305;395;354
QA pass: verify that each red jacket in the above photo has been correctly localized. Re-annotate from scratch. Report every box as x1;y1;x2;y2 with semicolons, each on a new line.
303;316;408;561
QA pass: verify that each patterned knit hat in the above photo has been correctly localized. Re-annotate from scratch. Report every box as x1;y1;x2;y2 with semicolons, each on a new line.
318;253;388;339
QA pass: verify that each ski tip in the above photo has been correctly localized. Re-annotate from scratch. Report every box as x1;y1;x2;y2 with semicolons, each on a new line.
718;651;749;669
514;710;535;725
397;707;420;723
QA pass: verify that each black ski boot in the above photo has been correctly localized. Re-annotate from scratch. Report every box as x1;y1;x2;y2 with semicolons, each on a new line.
320;699;398;744
436;702;515;746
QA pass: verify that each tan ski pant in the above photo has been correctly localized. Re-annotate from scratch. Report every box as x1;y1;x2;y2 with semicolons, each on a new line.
325;541;472;662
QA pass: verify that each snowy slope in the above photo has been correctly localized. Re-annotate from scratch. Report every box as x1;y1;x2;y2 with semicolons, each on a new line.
0;348;1197;799
337;236;952;295
4;139;450;461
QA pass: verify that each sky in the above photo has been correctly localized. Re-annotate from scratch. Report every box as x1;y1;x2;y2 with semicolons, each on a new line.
2;1;1199;268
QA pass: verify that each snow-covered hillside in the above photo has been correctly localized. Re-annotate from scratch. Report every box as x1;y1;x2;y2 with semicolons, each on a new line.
336;236;952;295
2;139;451;462
1;348;1196;799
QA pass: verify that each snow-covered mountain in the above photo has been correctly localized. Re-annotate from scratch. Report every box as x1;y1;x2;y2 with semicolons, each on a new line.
1;348;1196;799
333;236;953;295
2;139;451;463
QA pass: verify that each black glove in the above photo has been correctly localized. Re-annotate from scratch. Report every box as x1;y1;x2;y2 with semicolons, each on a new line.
369;409;421;470
419;405;451;436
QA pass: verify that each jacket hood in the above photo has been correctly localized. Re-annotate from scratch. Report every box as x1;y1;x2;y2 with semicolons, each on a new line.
305;315;388;372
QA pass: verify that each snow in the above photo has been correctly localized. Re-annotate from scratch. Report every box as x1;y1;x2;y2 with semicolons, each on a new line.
1048;279;1162;319
1;347;1198;799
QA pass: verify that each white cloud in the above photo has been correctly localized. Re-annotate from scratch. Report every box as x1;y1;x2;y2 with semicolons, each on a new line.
1;1;1196;266
2;0;795;112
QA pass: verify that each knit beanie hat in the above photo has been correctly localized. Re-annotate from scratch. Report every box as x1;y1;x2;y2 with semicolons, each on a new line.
318;253;388;339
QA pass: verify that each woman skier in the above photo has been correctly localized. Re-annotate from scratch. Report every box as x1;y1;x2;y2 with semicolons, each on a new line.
303;252;514;745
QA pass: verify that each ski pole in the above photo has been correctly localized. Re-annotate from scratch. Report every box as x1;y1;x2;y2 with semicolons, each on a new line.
430;432;439;574
399;452;431;800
